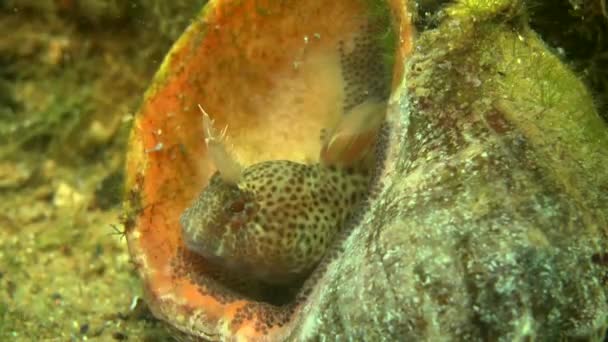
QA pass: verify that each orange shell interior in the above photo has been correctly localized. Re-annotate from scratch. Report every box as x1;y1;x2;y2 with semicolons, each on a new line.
125;0;412;339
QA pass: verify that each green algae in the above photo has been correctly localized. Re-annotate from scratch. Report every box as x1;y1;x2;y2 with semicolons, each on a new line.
527;0;608;121
364;0;398;72
0;0;207;162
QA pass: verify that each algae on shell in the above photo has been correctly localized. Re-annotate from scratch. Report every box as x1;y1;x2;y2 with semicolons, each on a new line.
287;0;608;340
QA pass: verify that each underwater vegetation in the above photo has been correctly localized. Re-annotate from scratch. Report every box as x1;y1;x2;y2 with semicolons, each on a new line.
0;1;206;340
527;0;608;121
0;0;207;163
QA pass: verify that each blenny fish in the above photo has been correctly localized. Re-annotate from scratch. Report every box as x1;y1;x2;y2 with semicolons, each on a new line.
180;100;385;285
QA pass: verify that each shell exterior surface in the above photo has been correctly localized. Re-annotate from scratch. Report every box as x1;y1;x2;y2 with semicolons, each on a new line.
287;1;608;340
180;160;370;285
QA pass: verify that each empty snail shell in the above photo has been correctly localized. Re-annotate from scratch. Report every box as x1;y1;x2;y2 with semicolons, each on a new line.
124;0;608;340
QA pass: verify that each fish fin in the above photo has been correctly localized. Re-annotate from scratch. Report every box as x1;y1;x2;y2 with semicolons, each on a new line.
320;99;386;167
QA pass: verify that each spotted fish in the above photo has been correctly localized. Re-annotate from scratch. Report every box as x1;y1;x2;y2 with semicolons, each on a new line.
180;24;389;285
180;158;371;285
181;98;386;286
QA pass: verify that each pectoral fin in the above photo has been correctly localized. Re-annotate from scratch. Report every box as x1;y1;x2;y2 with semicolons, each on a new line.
320;99;386;167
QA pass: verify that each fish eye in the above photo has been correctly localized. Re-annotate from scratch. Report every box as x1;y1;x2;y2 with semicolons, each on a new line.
229;199;245;213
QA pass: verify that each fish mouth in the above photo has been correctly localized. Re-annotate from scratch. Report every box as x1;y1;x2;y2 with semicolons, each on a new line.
180;209;227;260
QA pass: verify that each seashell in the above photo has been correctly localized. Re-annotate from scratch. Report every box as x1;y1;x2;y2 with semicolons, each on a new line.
124;0;608;340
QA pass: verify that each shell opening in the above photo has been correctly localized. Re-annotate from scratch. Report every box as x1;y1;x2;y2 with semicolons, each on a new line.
127;0;408;338
188;12;398;304
184;1;399;305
